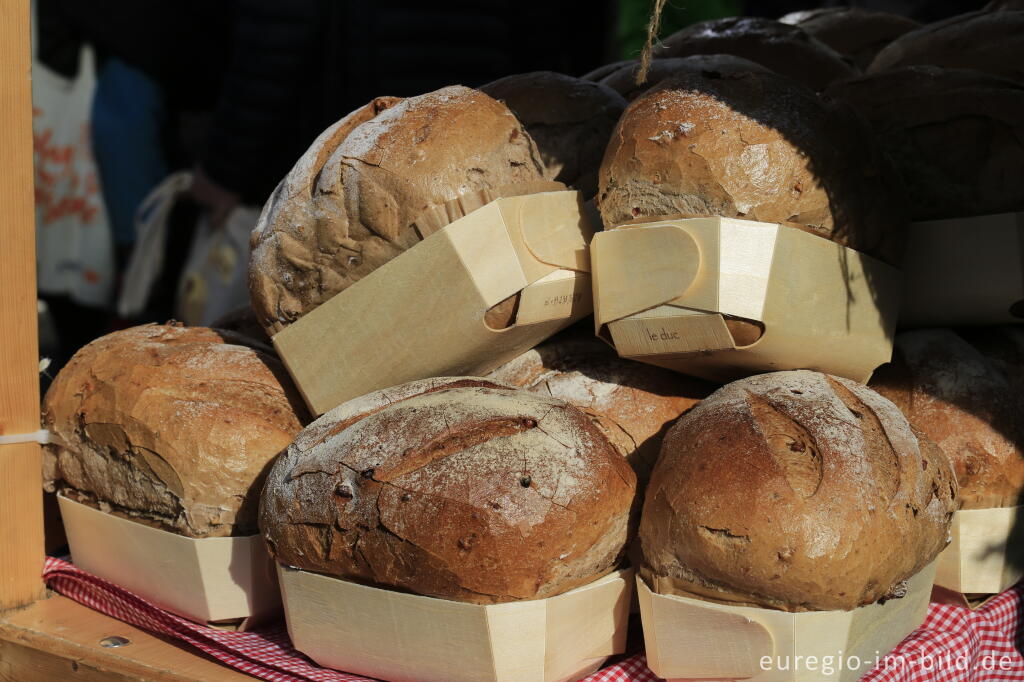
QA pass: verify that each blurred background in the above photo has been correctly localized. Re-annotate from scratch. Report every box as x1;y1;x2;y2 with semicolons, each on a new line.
32;0;990;391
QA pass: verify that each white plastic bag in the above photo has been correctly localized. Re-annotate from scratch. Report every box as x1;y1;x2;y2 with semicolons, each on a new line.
175;206;261;327
32;39;115;307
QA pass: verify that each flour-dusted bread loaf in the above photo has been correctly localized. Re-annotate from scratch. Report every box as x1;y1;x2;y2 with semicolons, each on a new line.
487;334;710;481
870;329;1024;510
248;86;549;334
599;68;906;263
779;8;919;69
42;324;307;538
641;370;957;612
480;72;626;197
259;377;637;604
869;11;1024;84
654;17;857;90
827;66;1024;220
598;54;771;100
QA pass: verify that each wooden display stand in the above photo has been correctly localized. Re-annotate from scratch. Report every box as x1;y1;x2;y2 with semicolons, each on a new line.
279;566;633;682
273;189;595;416
933;507;1024;601
591;217;901;384
0;5;263;678
638;564;936;682
900;213;1024;327
59;495;279;627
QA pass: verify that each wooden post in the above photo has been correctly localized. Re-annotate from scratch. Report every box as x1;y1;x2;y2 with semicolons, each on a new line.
0;0;46;611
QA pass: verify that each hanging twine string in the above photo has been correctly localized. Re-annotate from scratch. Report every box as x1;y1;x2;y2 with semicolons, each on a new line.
636;0;668;85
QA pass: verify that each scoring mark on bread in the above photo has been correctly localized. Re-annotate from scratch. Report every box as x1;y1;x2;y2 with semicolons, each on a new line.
698;525;751;545
826;376;902;501
746;392;823;498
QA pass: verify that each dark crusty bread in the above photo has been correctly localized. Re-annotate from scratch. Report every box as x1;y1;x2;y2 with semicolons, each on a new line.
641;370;957;612
42;324;306;538
487;334;710;483
259;377;636;604
248;86;548;334
211;306;272;348
654;17;857;91
870;329;1024;510
598;54;771;100
779;7;920;70
827;66;1024;220
581;60;636;82
599;68;907;263
480;72;626;197
869;11;1024;84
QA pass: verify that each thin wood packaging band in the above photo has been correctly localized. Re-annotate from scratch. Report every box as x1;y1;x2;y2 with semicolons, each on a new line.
279;567;633;682
934;507;1024;597
899;212;1024;327
591;216;902;384
274;188;596;416
638;564;936;682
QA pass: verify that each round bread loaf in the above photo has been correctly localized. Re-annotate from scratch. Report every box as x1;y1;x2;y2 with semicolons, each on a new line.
487;334;710;481
870;329;1024;509
598;54;771;100
869;11;1024;84
248;86;548;334
259;377;636;604
641;370;957;612
827;66;1024;220
599;68;906;263
779;8;919;70
581;60;636;82
42;324;307;538
654;17;857;91
211;305;272;348
480;72;626;197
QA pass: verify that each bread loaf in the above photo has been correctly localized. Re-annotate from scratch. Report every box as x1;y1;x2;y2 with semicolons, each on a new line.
598;68;907;263
248;86;549;334
870;329;1024;509
827;66;1024;219
42;324;306;538
654;17;857;91
211;306;272;347
487;334;710;481
641;370;957;611
869;11;1024;84
480;72;626;197
598;54;770;100
779;8;919;69
259;377;636;604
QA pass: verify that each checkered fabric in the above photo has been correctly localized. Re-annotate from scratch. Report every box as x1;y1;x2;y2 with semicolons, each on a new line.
42;557;1024;681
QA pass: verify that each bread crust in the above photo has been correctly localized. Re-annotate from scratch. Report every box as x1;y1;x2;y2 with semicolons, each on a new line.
598;54;771;101
42;324;306;537
487;334;710;483
780;8;919;69
869;11;1024;84
654;17;856;91
598;68;907;263
827;66;1024;219
640;370;957;612
871;329;1024;509
248;86;547;333
480;71;626;196
259;377;636;604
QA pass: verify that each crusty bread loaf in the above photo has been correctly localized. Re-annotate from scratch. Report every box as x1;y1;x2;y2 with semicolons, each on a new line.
779;8;919;69
211;306;272;348
598;68;907;263
870;329;1024;510
248;86;549;334
869;11;1024;84
654;17;857;91
42;324;306;538
259;377;636;604
487;334;710;482
598;54;771;100
480;72;626;197
641;370;957;612
581;60;635;82
827;66;1024;220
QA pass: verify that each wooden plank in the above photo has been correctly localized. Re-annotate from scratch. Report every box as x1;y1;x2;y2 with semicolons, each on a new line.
0;0;45;612
0;595;255;681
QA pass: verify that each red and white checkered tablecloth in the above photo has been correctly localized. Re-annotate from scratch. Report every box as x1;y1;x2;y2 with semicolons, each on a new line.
41;557;1024;681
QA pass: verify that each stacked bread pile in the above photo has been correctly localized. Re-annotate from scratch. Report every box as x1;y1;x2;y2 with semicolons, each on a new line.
38;4;1024;679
